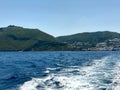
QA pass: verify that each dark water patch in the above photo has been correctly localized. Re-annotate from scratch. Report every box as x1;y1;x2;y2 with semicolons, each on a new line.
98;88;106;90
101;79;112;84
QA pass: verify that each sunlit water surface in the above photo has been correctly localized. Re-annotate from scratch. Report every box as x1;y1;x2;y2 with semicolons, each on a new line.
0;51;120;90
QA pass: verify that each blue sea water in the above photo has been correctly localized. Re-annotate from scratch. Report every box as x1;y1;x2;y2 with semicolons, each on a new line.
0;51;120;90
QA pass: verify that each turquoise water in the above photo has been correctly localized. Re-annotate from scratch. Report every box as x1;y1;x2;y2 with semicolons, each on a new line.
0;51;120;90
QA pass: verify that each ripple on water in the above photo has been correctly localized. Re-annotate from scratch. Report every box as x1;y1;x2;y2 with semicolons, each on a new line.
19;55;120;90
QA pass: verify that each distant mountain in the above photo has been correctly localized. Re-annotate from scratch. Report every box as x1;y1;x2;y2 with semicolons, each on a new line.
1;26;120;51
57;31;120;50
0;25;68;51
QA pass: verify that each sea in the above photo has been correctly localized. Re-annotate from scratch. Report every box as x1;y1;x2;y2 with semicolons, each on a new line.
0;51;120;90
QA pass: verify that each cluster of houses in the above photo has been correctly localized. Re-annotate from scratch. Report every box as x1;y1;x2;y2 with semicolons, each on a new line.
88;38;120;51
69;38;120;51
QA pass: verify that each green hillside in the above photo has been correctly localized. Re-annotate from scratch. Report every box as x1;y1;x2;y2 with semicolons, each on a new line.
1;26;120;51
57;31;120;49
0;25;67;51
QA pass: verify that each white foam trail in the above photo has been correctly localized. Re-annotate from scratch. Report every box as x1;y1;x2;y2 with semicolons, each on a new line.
44;70;50;74
19;78;38;90
111;62;120;90
44;67;61;74
19;55;120;90
19;76;53;90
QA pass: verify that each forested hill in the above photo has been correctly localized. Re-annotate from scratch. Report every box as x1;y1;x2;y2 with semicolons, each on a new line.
1;25;120;51
0;25;68;51
57;31;120;43
57;31;120;50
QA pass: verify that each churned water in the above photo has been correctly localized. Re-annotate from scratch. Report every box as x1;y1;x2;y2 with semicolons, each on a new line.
0;51;120;90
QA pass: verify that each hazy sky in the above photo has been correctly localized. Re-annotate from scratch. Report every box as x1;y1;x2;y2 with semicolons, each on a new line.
0;0;120;36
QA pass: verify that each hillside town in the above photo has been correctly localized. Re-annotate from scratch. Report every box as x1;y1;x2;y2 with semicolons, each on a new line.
69;38;120;51
88;38;120;51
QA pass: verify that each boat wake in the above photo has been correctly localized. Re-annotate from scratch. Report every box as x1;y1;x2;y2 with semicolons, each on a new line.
19;55;120;90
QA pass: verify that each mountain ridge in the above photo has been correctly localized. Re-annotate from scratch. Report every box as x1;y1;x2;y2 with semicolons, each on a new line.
0;25;69;51
0;25;120;51
57;31;120;50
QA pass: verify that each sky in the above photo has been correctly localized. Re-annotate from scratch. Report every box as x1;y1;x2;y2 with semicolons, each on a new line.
0;0;120;36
